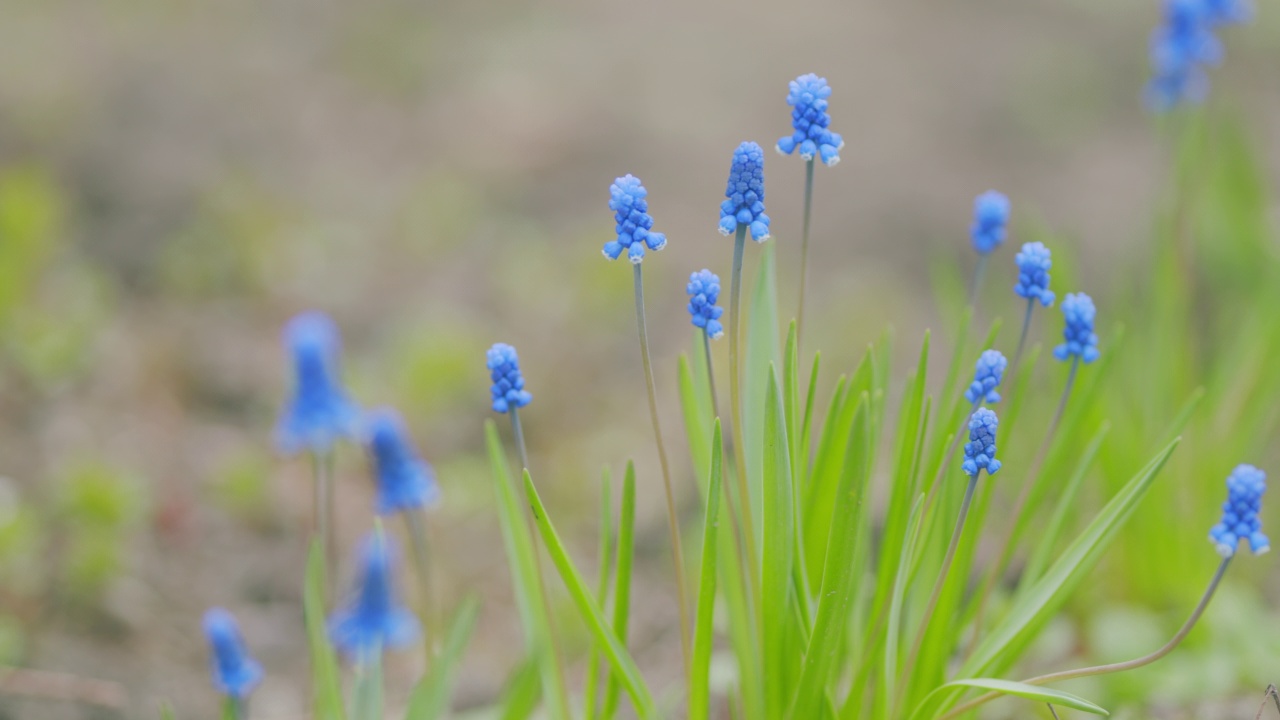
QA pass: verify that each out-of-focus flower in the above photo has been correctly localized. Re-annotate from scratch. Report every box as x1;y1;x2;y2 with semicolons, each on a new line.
1053;293;1101;364
367;408;439;516
962;408;1002;477
1014;242;1055;307
329;532;419;657
203;608;263;700
275;312;361;456
776;73;844;166
965;350;1009;405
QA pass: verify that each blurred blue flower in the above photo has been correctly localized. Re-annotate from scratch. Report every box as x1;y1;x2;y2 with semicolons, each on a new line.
1053;293;1101;363
970;191;1010;255
965;350;1008;405
275;312;362;456
330;532;419;657
776;73;844;167
604;175;666;264
1203;0;1252;26
686;270;725;340
1145;0;1223;111
367;408;439;516
1014;242;1055;307
962;408;1002;477
203;608;263;700
718;142;771;242
1209;464;1269;557
487;343;533;414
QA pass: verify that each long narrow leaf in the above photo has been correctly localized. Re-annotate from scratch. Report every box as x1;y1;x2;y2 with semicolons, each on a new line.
603;462;637;719
689;420;724;719
908;679;1109;720
404;597;481;720
762;367;796;719
304;540;347;720
584;469;615;720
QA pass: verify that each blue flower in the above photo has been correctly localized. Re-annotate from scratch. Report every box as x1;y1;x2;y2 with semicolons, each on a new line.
718;142;771;242
1053;293;1101;364
1014;242;1055;307
367;408;439;516
203;608;263;700
1145;0;1223;111
971;191;1010;255
965;350;1008;405
1203;0;1252;27
487;343;533;414
1209;464;1269;557
686;270;725;340
330;532;419;657
604;175;666;264
776;73;844;167
961;408;1002;477
275;312;362;456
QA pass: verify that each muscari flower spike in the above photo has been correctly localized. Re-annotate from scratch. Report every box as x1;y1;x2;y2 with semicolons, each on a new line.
487;343;532;414
275;311;362;456
971;191;1011;255
203;608;264;700
367;408;439;516
329;532;419;658
776;73;844;166
962;408;1002;477
1014;241;1055;307
965;350;1009;405
718;142;772;242
604;175;666;264
1210;464;1269;557
1145;0;1223;111
686;269;725;340
1203;0;1253;25
1053;292;1100;363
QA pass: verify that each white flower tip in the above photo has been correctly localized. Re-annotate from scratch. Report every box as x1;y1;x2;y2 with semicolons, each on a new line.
824;156;841;167
753;233;772;244
718;227;733;237
629;255;643;265
1256;544;1271;556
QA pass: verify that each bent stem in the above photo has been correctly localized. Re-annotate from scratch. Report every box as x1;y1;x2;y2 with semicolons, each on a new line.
897;473;981;714
727;224;760;594
796;158;816;345
311;450;337;598
633;263;692;673
404;509;438;661
939;558;1232;720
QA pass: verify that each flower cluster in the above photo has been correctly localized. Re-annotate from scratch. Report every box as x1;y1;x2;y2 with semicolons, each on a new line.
329;532;420;658
604;175;667;264
1054;292;1101;364
368;408;440;516
686;270;725;340
776;73;844;166
962;408;1002;477
965;350;1008;405
971;191;1011;255
203;608;263;700
1210;465;1270;557
1014;242;1055;307
718;142;771;242
275;312;362;456
487;343;533;414
1145;0;1250;111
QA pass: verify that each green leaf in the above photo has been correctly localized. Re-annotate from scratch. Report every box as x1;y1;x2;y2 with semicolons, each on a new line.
881;493;927;720
160;702;178;720
689;420;724;719
799;351;822;490
351;651;384;720
603;461;637;719
762;367;796;719
221;699;237;720
1021;423;1111;586
523;470;657;718
584;469;615;720
484;421;571;720
304;540;347;720
498;655;542;720
404;597;481;720
678;352;714;484
743;244;782;541
909;679;1109;720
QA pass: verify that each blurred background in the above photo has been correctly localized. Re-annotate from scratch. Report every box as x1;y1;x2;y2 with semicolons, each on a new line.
0;0;1278;717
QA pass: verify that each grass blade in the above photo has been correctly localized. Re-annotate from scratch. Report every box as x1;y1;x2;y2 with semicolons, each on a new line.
880;493;927;720
744;244;782;543
1020;422;1111;586
909;679;1109;720
603;461;637;718
584;469;615;720
762;367;797;719
305;539;347;720
404;597;481;720
689;420;724;719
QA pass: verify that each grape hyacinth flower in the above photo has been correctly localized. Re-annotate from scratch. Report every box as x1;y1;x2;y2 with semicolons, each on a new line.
1054;292;1101;363
776;73;844;167
603;175;666;264
487;343;532;414
718;142;771;242
203;608;263;701
965;350;1009;405
1203;0;1252;25
330;532;420;657
275;312;362;456
971;191;1011;256
1210;464;1270;557
1014;242;1055;307
687;270;725;340
962;408;1002;477
1145;0;1223;111
367;408;439;516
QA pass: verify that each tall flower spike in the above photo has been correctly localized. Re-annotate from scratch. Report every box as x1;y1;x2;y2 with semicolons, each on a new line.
1053;292;1101;363
604;175;666;264
1014;242;1055;307
367;408;439;516
965;350;1008;405
1210;464;1269;557
487;343;532;414
962;408;1002;477
686;269;725;340
1203;0;1252;25
776;73;844;166
1145;0;1223;111
203;608;264;700
329;532;419;657
718;142;771;242
275;311;362;455
970;191;1010;255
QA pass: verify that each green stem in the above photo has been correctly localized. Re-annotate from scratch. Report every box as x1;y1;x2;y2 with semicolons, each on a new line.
222;697;245;720
311;451;337;599
1011;298;1035;376
968;255;989;309
404;509;438;661
510;407;531;472
922;403;979;518
633;263;692;674
702;328;720;417
352;649;384;720
797;158;815;346
939;558;1231;720
727;225;759;595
